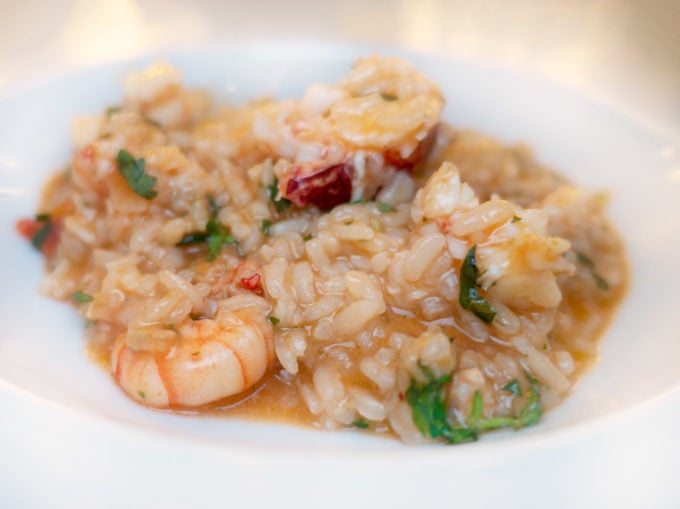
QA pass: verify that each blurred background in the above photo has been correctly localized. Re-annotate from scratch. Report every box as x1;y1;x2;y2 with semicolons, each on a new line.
1;0;679;136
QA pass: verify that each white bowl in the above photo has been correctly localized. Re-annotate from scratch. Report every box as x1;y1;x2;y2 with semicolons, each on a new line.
1;44;678;507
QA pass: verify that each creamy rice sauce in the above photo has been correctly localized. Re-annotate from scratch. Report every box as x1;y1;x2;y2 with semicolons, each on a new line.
20;57;627;444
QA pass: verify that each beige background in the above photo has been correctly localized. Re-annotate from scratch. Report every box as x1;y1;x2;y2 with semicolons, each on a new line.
1;0;679;135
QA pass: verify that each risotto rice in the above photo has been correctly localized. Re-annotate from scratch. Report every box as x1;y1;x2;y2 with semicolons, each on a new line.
18;56;627;444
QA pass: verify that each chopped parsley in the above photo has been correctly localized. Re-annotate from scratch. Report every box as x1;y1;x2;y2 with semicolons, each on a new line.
105;106;121;118
142;114;162;128
31;214;53;250
352;418;369;429
261;219;272;236
380;92;399;102
502;379;522;397
511;215;522;223
268;316;280;326
116;149;157;200
377;201;396;213
459;245;497;324
137;390;146;400
405;364;478;444
515;379;542;428
406;368;543;444
468;378;542;431
207;195;219;214
575;250;610;291
467;391;516;431
592;273;610;291
71;291;93;303
302;233;313;241
267;177;292;212
176;198;237;260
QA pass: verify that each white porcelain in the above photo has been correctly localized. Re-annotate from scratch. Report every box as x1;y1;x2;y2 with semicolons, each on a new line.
1;44;678;507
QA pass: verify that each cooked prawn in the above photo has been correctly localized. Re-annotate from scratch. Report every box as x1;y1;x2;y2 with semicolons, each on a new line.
253;56;444;209
111;294;274;408
412;161;573;320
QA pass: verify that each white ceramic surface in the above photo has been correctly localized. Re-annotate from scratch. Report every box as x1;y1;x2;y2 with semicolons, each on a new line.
1;44;679;508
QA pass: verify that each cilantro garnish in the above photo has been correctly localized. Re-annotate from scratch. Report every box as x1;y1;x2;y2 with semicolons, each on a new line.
267;177;292;212
467;378;542;432
575;250;610;291
405;364;478;444
71;291;93;303
353;419;369;429
502;379;522;397
406;367;543;444
377;201;396;213
459;245;497;324
31;214;53;250
176;197;237;260
261;219;272;236
105;106;121;118
116;149;157;200
142;115;161;128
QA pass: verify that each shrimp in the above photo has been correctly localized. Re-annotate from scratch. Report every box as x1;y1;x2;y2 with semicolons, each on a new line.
411;161;573;325
111;294;274;408
253;56;444;209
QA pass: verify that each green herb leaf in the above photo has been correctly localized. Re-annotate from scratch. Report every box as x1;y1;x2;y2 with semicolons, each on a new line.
352;418;369;429
142;115;162;128
105;106;121;118
207;195;219;214
377;201;396;213
302;233;313;241
511;215;522;223
208;231;236;261
466;377;542;433
116;149;157;200
575;250;610;291
592;272;610;291
268;177;292;212
31;215;53;250
176;232;210;246
261;219;272;236
137;390;146;400
71;291;93;303
405;363;477;444
175;200;237;261
405;370;453;440
467;391;516;430
575;250;594;268
515;378;542;429
268;316;280;326
502;379;522;397
459;245;497;324
380;92;398;101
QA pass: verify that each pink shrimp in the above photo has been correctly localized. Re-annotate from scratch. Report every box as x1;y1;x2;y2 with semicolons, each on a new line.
111;294;274;408
254;56;444;209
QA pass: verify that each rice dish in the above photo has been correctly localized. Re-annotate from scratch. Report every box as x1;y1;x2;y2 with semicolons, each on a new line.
18;56;627;444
